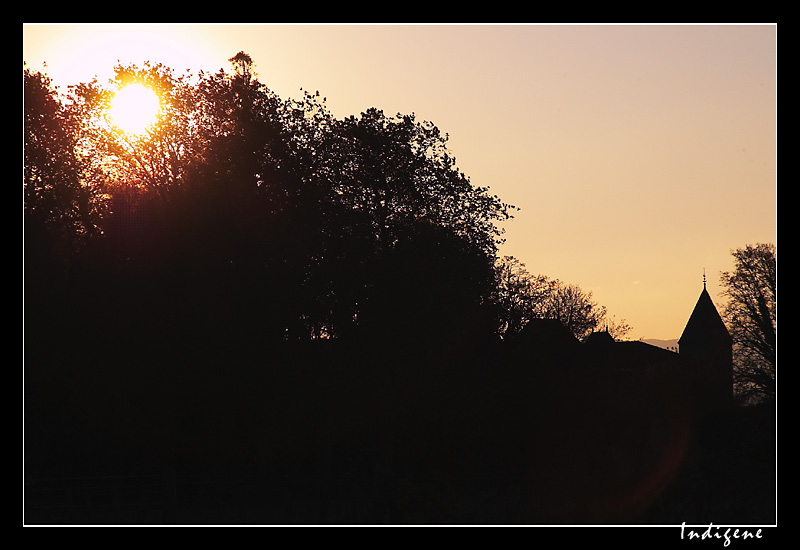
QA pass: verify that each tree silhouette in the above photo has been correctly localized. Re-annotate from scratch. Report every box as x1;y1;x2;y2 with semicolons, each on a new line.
493;256;557;338
67;61;210;193
720;243;776;404
229;51;254;85
541;282;607;341
493;256;628;341
24;66;111;359
603;316;632;341
24;67;106;259
324;108;514;258
26;53;518;347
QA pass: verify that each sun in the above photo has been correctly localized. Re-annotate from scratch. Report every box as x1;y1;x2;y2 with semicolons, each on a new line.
107;84;161;135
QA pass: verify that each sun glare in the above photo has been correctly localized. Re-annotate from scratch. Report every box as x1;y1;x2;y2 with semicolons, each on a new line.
108;84;161;135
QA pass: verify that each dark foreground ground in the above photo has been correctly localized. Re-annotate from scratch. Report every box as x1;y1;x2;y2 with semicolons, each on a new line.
24;339;776;525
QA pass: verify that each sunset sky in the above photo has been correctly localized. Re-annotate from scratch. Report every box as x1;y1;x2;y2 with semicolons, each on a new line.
23;23;777;340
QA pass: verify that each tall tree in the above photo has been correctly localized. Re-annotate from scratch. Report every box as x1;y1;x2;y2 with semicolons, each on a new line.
24;67;113;364
24;67;106;259
26;53;518;345
270;104;517;339
322;108;515;258
720;243;776;403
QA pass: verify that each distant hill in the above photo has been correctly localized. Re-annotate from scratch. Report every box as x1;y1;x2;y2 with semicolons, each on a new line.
642;338;679;352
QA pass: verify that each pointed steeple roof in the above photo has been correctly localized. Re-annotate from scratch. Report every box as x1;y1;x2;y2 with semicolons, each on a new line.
679;286;731;349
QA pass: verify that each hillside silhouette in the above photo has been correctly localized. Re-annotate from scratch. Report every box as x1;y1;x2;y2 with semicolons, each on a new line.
23;56;775;525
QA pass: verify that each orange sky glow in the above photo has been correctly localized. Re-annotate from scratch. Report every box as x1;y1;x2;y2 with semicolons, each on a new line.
23;23;777;340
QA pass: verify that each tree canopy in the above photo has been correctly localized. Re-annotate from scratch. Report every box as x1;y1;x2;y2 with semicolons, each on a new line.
24;53;638;355
24;67;106;258
24;55;520;349
720;243;776;404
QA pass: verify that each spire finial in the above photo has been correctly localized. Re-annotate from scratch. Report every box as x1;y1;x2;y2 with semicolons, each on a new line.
703;268;706;290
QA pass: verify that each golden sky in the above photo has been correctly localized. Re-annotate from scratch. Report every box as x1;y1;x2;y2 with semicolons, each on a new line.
23;23;777;340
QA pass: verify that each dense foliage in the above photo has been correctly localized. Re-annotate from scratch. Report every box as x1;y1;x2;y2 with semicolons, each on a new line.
720;243;777;404
25;56;519;347
25;53;641;353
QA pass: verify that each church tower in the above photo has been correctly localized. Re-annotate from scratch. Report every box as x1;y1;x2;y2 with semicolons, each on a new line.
678;274;733;408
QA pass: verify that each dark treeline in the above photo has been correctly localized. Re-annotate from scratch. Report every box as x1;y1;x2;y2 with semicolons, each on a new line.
24;54;774;525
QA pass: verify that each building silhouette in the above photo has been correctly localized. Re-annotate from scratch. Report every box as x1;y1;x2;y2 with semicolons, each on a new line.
510;280;733;410
678;278;734;408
